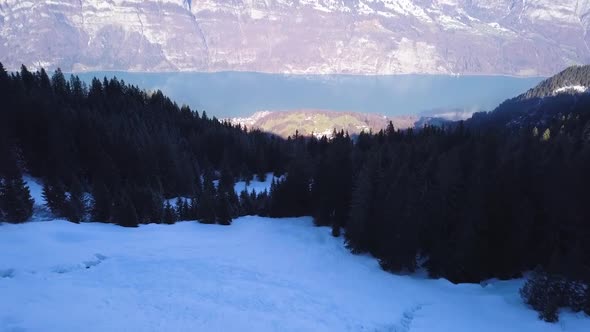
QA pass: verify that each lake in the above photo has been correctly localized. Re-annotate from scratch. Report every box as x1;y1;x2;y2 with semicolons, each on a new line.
75;71;544;118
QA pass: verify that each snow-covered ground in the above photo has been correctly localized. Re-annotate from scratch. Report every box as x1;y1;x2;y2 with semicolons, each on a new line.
1;217;588;332
23;175;45;208
233;173;277;195
554;85;588;95
167;173;278;207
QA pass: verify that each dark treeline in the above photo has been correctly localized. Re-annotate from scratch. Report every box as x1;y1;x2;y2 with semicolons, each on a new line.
267;93;590;321
1;64;589;321
0;64;288;226
271;117;590;280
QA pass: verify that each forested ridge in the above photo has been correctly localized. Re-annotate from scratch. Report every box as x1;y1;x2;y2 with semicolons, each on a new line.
1;63;590;321
0;63;290;226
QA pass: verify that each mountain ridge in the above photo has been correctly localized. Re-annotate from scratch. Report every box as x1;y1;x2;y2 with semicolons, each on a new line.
467;65;590;129
1;0;589;76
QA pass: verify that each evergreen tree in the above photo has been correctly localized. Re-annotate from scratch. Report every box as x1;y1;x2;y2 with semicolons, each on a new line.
147;190;164;223
198;172;217;224
112;191;139;227
175;198;186;220
0;176;34;223
65;177;86;223
216;192;232;225
91;181;111;222
346;154;380;253
239;189;253;216
51;68;69;98
188;197;199;220
542;128;551;141
241;164;253;185
42;180;68;217
256;171;267;182
218;164;239;217
163;201;177;225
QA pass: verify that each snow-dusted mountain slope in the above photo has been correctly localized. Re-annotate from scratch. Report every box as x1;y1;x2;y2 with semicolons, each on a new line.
1;217;589;331
1;0;589;75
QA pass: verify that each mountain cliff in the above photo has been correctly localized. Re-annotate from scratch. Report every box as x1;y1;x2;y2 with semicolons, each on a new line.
1;0;589;75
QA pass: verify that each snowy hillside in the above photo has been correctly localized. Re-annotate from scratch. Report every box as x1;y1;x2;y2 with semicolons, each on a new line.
1;218;589;331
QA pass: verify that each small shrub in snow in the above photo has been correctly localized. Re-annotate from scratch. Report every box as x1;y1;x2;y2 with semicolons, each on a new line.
520;269;588;322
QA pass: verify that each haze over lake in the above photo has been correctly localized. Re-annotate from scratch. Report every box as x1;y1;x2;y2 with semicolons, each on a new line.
76;72;544;118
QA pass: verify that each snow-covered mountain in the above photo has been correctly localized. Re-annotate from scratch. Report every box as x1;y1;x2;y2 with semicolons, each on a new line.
1;0;589;75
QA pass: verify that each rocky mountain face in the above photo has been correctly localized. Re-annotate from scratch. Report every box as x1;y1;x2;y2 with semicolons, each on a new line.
1;0;589;76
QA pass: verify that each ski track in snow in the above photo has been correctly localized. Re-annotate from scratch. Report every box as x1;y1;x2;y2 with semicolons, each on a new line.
0;217;589;332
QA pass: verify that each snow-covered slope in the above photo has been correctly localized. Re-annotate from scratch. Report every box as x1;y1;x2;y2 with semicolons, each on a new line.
1;0;589;75
554;85;589;95
1;217;589;331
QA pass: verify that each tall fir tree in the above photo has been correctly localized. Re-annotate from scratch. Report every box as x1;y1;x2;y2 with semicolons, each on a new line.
42;180;68;218
199;172;217;224
112;190;139;228
163;200;177;225
66;176;86;223
91;181;112;222
0;176;34;223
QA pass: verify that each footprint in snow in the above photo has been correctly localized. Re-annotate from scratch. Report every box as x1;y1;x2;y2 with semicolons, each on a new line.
0;268;15;279
52;254;108;274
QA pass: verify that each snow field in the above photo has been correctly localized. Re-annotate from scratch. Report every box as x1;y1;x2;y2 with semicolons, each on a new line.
1;217;589;332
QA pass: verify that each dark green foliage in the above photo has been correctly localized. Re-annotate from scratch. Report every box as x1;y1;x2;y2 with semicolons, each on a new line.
0;63;288;223
65;177;86;223
241;164;253;185
112;191;139;228
91;181;111;222
216;193;232;226
520;65;590;99
238;190;253;216
163;201;177;225
346;153;381;254
198;172;217;224
43;180;68;218
175;198;188;221
269;158;312;218
0;176;34;223
188;197;199;220
585;286;590;316
311;130;352;230
541;298;560;323
520;270;589;322
253;189;270;217
256;171;267;182
217;164;238;222
331;224;340;237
